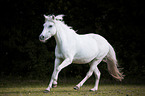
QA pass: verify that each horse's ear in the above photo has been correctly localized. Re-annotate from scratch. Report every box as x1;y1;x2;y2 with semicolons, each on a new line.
57;14;65;18
44;14;47;18
55;14;65;21
44;14;48;22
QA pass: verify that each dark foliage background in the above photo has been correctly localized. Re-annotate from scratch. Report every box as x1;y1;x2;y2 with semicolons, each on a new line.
0;0;145;81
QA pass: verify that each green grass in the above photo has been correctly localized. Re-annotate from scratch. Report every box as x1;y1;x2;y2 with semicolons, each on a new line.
0;79;145;96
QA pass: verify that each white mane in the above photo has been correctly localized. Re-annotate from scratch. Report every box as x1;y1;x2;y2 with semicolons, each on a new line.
44;14;77;34
55;21;77;34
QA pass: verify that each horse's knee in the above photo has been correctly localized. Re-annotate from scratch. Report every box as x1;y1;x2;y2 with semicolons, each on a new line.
56;66;61;73
96;72;101;79
87;71;93;78
98;72;101;77
94;69;101;79
97;71;101;77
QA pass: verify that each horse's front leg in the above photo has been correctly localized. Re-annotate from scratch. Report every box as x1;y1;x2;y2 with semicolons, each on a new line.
54;58;72;81
44;58;61;93
44;58;72;93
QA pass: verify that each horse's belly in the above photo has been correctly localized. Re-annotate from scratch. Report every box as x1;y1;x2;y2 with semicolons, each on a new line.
73;57;95;64
73;44;99;64
73;51;98;64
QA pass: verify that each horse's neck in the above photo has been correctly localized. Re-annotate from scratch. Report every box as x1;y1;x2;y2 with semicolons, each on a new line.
54;22;77;47
54;31;67;46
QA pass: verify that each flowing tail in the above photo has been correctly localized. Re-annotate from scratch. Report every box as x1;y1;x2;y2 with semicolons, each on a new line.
105;44;124;81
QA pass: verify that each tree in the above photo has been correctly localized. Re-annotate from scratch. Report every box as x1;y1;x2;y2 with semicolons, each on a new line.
0;0;144;79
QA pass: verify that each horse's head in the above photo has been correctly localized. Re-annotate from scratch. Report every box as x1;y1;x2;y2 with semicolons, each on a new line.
39;14;64;42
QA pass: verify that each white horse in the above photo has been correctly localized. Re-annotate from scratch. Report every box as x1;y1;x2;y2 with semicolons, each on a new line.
39;14;124;93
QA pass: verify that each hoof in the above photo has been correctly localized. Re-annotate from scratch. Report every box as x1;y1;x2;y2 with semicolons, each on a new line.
43;90;50;93
89;89;97;92
52;84;57;88
74;86;79;90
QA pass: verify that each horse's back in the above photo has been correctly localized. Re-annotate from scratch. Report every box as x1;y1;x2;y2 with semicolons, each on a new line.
87;34;108;44
72;33;109;64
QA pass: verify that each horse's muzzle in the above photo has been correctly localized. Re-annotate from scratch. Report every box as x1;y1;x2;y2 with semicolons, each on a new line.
39;35;45;41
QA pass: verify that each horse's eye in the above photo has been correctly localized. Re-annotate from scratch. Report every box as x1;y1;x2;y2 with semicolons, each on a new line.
49;25;53;28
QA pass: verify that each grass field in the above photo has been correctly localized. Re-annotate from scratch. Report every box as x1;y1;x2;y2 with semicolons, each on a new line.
0;79;145;96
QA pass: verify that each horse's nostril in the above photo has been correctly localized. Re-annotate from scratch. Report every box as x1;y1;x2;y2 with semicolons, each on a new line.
39;35;44;40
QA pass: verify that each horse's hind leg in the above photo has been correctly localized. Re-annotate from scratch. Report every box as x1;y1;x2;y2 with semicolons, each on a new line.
74;59;102;90
74;67;94;90
90;67;101;91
